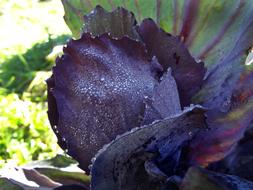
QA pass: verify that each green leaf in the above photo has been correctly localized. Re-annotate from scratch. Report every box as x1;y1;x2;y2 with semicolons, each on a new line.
61;0;174;39
61;0;89;38
62;0;253;68
35;168;90;187
0;155;90;189
26;154;77;168
0;178;23;190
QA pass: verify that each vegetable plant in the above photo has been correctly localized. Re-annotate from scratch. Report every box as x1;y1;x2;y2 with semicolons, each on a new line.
4;0;253;189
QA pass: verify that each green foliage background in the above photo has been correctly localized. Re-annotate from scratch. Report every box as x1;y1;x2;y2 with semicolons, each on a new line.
0;0;71;167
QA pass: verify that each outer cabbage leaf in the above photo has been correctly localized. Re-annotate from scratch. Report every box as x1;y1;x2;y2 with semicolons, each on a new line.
61;0;171;38
188;70;253;167
188;100;253;167
192;55;245;112
61;0;253;65
61;0;89;38
209;124;253;182
232;69;253;107
47;33;156;172
91;106;207;190
191;0;253;111
208;70;253;179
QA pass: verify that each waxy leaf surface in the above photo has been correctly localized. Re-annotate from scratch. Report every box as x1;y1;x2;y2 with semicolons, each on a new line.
91;106;206;190
48;33;156;172
62;0;253;110
209;124;253;182
208;69;253;179
188;69;253;167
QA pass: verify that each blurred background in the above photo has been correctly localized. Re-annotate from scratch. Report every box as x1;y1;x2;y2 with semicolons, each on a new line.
0;0;71;168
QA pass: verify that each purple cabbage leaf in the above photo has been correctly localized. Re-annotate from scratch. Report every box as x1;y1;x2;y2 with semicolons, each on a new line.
47;1;253;189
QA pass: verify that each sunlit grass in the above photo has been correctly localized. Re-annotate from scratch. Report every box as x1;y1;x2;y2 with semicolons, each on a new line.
0;93;63;167
0;0;70;58
0;0;71;167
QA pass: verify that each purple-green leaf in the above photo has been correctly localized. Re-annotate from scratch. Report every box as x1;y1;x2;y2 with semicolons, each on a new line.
209;124;253;182
83;5;139;40
138;19;206;107
62;1;253;64
189;102;253;166
190;0;253;111
188;70;253;167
